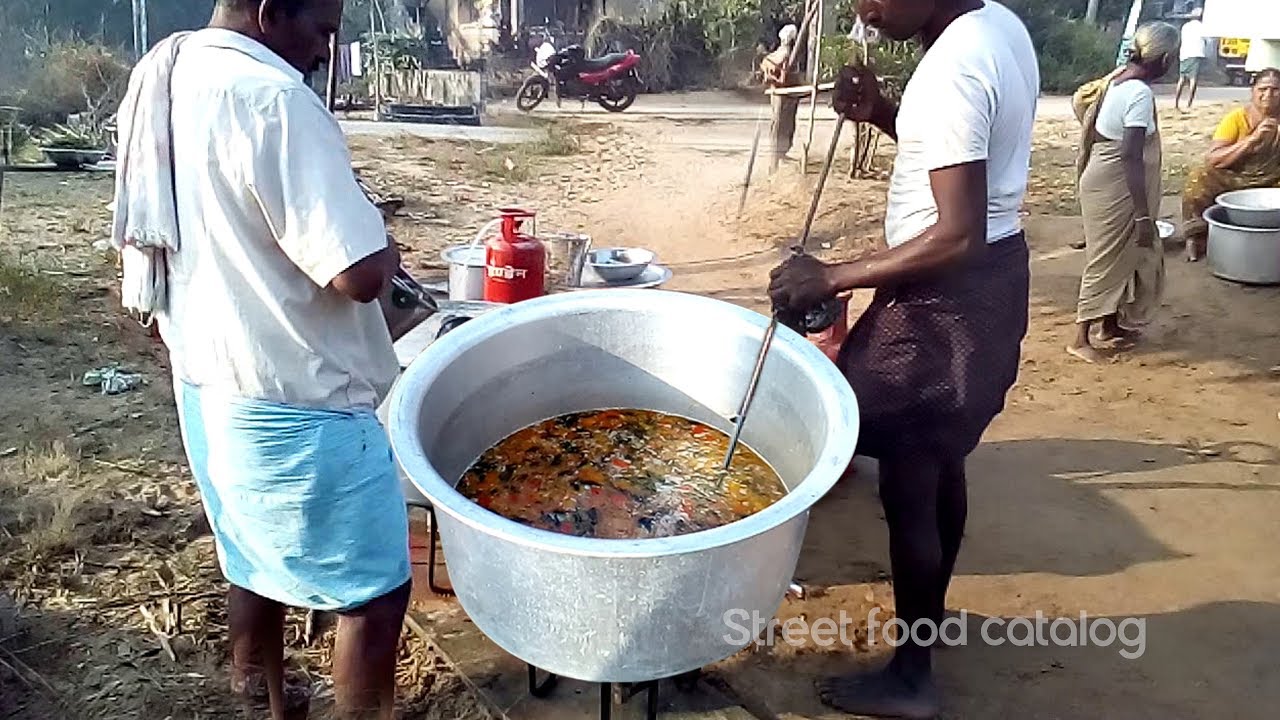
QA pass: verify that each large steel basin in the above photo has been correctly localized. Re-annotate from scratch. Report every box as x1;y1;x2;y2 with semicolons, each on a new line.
387;290;858;682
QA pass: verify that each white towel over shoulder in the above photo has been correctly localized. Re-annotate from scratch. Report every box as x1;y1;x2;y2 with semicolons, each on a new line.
109;32;192;324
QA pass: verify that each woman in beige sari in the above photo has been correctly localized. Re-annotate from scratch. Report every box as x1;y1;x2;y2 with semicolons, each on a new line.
1068;22;1179;364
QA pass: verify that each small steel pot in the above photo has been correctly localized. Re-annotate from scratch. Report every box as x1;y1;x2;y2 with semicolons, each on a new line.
441;245;487;301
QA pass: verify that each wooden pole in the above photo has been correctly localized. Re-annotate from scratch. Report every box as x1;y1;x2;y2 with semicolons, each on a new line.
801;0;823;173
139;0;149;55
786;0;819;73
130;0;142;61
371;0;383;121
326;33;340;113
738;107;765;216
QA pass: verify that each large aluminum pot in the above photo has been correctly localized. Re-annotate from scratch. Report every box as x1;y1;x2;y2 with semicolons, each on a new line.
387;290;858;683
1204;205;1280;285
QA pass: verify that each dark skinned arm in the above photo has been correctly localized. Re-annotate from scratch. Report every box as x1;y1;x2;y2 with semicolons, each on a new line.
1121;126;1150;218
833;161;986;291
1119;126;1156;248
1207;118;1277;169
331;241;399;304
1205;139;1245;169
769;161;987;310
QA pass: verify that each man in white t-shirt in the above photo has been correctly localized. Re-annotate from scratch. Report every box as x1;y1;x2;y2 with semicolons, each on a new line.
1176;7;1207;111
769;0;1038;717
113;1;412;717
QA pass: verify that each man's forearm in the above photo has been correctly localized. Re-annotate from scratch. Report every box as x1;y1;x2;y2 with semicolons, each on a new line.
825;224;973;292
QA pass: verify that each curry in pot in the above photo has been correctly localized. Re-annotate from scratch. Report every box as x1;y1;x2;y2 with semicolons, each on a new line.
456;409;787;539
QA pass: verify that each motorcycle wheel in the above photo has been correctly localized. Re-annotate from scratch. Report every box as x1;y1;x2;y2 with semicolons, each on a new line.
516;76;551;112
597;78;638;113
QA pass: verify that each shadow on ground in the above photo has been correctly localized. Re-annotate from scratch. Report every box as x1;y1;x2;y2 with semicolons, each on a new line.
720;600;1280;720
797;437;1280;586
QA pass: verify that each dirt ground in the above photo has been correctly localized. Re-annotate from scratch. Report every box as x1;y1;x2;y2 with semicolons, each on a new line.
2;99;1278;719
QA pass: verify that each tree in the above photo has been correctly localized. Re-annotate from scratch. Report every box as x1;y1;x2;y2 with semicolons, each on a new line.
1086;0;1101;24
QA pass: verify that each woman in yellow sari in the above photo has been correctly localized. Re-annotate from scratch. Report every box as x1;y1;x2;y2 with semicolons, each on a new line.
1067;22;1178;364
1181;68;1280;261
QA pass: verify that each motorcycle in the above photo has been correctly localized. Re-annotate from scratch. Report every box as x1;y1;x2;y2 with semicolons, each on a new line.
516;42;642;113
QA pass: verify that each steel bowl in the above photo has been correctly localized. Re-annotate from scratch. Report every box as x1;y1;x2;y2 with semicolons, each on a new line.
1204;205;1280;285
387;290;858;683
587;247;655;283
1216;188;1280;229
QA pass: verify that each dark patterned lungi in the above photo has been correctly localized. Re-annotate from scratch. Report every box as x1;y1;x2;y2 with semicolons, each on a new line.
837;233;1030;460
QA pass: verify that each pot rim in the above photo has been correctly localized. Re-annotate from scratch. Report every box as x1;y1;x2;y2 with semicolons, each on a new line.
387;289;860;559
1216;187;1280;211
1204;205;1280;233
441;245;487;266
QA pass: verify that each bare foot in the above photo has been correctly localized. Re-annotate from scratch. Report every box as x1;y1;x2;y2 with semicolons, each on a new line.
232;669;311;718
1185;240;1203;262
1066;343;1106;364
1097;326;1141;344
817;667;941;719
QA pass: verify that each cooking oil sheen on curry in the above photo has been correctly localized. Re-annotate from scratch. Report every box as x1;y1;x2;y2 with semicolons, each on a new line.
457;409;787;539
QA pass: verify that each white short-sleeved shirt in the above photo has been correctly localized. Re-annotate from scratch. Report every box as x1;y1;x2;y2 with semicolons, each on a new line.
1180;20;1206;60
158;29;399;411
884;1;1039;248
1094;79;1156;141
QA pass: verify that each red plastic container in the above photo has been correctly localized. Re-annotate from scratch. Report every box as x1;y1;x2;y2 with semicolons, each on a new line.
483;208;546;304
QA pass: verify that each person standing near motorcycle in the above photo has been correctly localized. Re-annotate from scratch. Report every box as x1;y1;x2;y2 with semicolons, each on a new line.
760;23;802;172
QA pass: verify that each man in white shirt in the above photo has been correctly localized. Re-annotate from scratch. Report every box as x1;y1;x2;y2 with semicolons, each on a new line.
117;1;411;717
769;1;1038;717
1176;7;1207;112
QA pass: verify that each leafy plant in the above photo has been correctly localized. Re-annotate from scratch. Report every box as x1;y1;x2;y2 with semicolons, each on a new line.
1005;0;1117;93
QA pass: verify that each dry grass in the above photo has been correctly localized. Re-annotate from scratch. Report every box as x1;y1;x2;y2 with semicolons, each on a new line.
0;251;68;322
0;441;90;567
468;122;584;183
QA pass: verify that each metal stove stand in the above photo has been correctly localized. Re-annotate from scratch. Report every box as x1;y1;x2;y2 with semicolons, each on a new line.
527;664;701;720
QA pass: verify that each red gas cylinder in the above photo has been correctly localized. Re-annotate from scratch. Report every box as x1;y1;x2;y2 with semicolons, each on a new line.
483;207;546;304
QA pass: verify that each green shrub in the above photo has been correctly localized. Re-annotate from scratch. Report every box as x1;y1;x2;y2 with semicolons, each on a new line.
824;1;1115;95
1005;0;1117;93
819;36;919;102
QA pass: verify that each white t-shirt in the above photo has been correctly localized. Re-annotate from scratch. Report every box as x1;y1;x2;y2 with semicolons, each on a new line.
884;1;1039;248
159;29;399;412
1180;20;1206;60
1094;79;1156;141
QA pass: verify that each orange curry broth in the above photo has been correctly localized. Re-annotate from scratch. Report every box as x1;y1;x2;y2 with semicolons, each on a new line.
456;409;787;539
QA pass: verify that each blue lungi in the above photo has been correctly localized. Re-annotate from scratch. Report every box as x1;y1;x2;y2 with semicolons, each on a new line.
174;379;411;611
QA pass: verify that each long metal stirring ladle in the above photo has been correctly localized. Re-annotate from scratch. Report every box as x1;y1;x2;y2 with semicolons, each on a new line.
721;111;850;471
